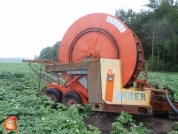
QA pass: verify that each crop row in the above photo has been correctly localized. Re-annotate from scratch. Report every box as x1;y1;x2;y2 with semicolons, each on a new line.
0;62;178;133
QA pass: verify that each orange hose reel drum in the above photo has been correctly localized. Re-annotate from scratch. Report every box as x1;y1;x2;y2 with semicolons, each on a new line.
58;13;144;88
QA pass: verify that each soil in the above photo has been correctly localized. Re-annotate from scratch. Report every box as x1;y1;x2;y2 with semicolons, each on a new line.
84;112;178;134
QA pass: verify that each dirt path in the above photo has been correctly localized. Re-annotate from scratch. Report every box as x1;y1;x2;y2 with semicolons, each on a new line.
84;112;177;134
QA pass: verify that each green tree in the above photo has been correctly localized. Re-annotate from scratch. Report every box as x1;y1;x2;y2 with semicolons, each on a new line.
115;0;178;71
38;41;60;59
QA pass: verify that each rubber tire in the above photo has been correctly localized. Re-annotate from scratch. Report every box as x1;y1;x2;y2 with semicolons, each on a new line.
45;88;62;103
62;91;82;107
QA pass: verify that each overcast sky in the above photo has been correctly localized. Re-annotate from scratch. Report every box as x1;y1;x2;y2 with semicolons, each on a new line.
0;0;149;59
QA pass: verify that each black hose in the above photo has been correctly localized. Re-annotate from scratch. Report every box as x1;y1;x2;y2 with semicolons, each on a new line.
164;94;178;115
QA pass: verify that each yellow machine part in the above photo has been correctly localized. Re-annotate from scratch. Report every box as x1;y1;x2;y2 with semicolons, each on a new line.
100;58;151;106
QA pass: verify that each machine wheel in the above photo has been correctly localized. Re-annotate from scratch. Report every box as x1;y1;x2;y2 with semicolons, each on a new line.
45;88;62;103
62;91;82;107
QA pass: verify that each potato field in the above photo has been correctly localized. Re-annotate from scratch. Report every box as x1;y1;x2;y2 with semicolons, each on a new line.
0;62;178;134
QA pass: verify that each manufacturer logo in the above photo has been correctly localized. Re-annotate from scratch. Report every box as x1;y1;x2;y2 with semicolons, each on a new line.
106;16;126;33
116;91;146;101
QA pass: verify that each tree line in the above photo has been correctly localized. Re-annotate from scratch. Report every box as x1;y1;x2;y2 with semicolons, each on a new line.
36;41;60;60
115;0;178;71
37;0;178;71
